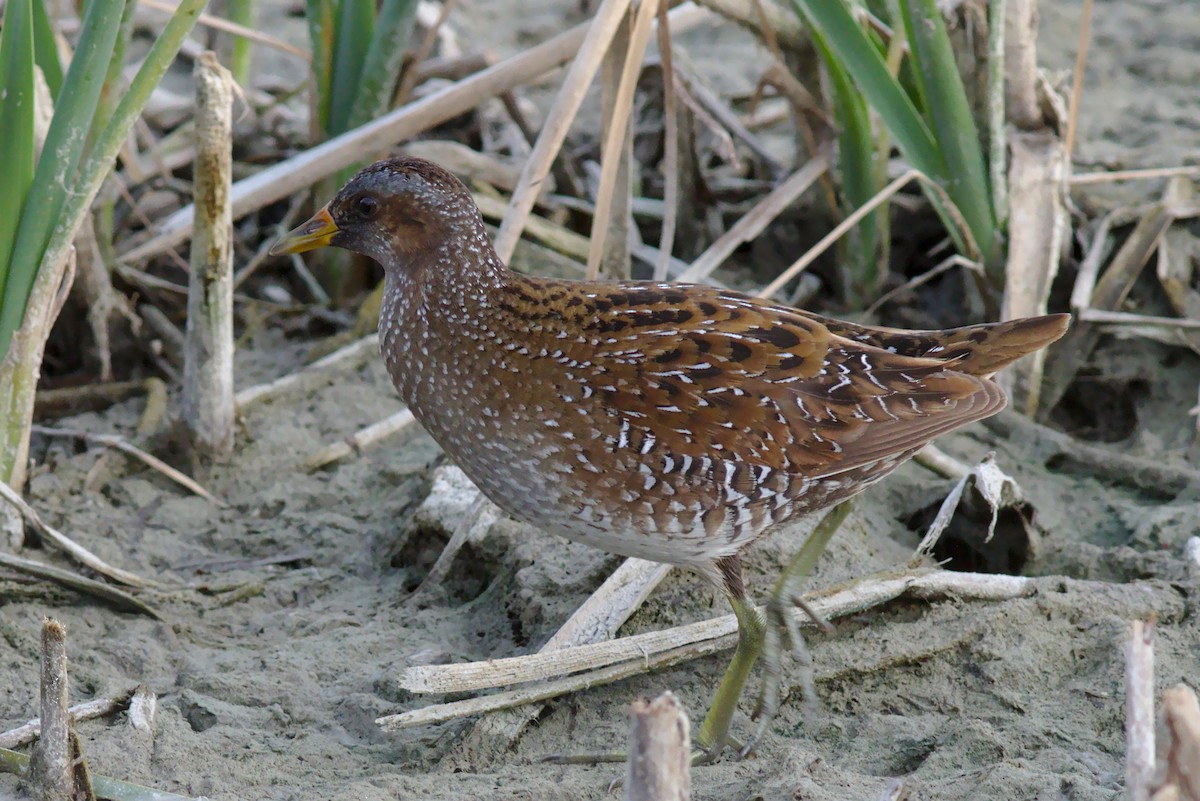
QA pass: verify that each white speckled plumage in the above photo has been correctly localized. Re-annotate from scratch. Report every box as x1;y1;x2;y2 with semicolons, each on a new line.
300;157;1070;594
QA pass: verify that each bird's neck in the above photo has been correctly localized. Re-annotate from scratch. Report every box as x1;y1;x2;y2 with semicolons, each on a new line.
378;226;512;404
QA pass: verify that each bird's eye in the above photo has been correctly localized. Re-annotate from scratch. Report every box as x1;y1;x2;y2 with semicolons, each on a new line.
355;195;379;219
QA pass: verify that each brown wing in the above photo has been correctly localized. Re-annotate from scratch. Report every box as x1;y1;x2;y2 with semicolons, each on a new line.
535;280;1006;480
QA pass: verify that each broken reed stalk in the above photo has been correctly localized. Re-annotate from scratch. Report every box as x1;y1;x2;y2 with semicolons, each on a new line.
625;692;691;801
29;618;71;801
999;131;1067;416
1126;619;1156;801
182;52;235;459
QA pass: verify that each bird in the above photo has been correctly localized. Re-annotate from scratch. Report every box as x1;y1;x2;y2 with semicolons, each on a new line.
271;156;1070;759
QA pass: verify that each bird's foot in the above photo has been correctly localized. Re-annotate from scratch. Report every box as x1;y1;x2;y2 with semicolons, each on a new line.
739;590;832;757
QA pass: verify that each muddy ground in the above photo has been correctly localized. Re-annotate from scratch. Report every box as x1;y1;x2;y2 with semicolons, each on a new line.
3;1;1200;799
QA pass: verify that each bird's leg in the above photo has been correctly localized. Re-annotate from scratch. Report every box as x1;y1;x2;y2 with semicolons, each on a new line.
693;555;764;762
742;500;852;757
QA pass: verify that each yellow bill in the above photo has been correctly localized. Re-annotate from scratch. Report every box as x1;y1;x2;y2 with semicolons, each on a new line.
270;206;339;255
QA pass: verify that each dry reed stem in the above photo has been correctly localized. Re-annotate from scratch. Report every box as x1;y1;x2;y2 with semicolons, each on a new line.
1079;310;1200;331
0;481;157;589
1004;0;1043;130
866;255;984;317
912;444;971;480
693;0;806;50
0;552;160;618
452;554;669;759
676;148;830;283
29;618;72;801
999;130;1067;415
429;503;672;759
183;53;236;460
395;569;1030;699
473;193;590;262
1042;180;1199;413
672;58;780;173
140;0;309;60
625;692;691;801
494;0;634;263
1070;166;1200;186
590;2;653;280
403;141;556;199
0;688;137;750
987;0;1008;228
235;334;379;409
1127;619;1157;801
394;0;459;106
1069;210;1121;313
119;15;601;264
654;3;679;282
303;409;417;471
1063;0;1094;163
758;169;937;299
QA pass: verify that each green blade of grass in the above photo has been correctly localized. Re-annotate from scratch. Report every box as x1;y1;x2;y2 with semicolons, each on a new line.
0;0;126;357
789;0;943;178
49;0;206;286
326;0;376;134
898;0;996;261
814;27;881;301
306;0;336;132
30;0;62;99
227;0;256;84
0;0;37;320
345;0;419;130
94;0;140;144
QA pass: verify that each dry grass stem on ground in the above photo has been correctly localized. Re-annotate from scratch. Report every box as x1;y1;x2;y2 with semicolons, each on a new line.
1070;166;1200;186
235;334;379;408
625;692;691;801
0;481;157;589
182;53;236;460
1043;179;1200;413
31;426;220;504
1063;0;1094;164
449;556;671;762
758;169;929;299
653;2;679;281
0;688;137;751
395;569;1035;701
0;553;159;619
304;409;417;471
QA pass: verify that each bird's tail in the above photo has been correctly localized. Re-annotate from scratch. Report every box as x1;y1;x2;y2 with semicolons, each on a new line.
813;313;1072;377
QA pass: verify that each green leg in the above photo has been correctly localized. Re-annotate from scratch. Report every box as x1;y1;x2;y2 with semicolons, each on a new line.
745;501;853;754
693;500;853;761
693;595;766;761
